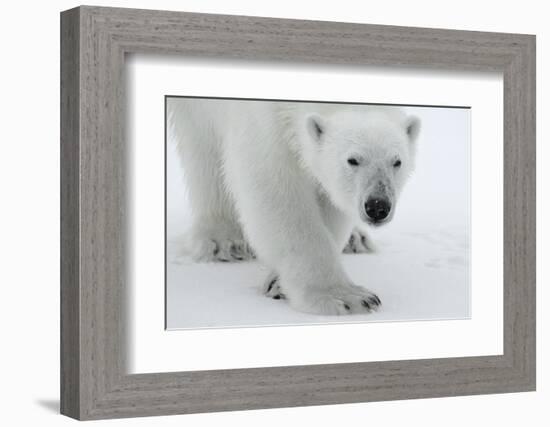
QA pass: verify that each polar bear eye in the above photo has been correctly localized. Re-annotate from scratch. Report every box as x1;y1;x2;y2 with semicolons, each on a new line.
393;159;402;168
347;158;360;166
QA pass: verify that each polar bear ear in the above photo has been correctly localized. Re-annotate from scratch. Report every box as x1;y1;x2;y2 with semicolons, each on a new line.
405;115;421;142
305;113;326;143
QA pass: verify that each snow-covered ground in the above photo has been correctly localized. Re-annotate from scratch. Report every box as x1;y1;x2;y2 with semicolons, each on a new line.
166;103;470;330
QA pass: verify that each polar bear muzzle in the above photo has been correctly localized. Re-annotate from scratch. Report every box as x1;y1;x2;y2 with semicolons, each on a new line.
364;197;392;224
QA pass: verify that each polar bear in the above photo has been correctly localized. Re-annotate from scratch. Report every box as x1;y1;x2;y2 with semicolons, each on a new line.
169;98;420;315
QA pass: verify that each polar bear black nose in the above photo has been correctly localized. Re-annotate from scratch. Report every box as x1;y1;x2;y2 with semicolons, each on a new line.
365;198;391;222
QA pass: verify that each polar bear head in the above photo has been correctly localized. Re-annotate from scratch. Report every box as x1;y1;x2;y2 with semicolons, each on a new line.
302;107;420;226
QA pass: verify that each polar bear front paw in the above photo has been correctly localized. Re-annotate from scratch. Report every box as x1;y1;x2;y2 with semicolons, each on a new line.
294;283;381;315
263;273;286;300
343;228;375;254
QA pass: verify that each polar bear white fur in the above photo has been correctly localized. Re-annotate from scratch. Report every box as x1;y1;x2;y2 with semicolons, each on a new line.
169;98;420;315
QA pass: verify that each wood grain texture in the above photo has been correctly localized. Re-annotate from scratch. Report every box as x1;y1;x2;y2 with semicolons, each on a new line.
60;5;536;420
60;7;80;419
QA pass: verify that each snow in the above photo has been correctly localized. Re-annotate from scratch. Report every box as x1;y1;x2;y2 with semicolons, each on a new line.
166;103;471;330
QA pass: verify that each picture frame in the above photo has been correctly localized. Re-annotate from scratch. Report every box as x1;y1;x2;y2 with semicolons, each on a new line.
60;5;536;420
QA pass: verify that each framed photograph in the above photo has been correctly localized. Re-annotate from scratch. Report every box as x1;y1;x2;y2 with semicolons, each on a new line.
164;96;470;330
61;6;536;420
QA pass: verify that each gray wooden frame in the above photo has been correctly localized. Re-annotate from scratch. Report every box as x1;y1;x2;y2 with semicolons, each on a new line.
60;5;536;421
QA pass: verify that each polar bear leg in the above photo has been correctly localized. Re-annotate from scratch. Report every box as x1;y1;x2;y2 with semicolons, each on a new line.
316;193;375;254
223;136;381;315
173;120;254;263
